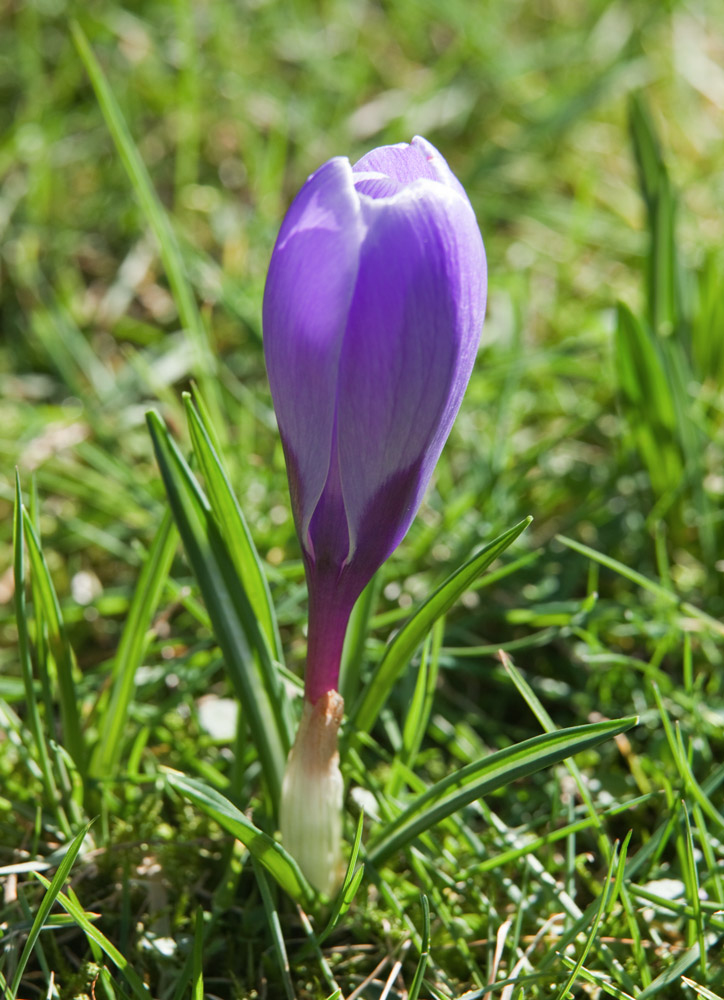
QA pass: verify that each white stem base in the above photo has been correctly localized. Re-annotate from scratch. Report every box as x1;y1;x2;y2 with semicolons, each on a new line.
279;691;344;896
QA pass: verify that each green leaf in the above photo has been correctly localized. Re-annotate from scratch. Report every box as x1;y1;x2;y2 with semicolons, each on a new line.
13;474;64;828
165;769;314;905
649;168;679;336
191;908;205;1000
367;716;638;865
637;942;711;1000
338;573;381;708
408;894;430;1000
628;95;681;338
70;21;224;435
21;509;86;772
91;510;178;780
33;876;152;1000
681;977;724;1000
351;517;532;736
501;650;608;854
312;810;366;949
629;92;664;212
555;535;724;638
616;303;676;429
11;824;91;998
691;252;724;382
147;410;291;807
252;860;296;1000
553;838;623;1000
386;620;443;800
184;391;283;663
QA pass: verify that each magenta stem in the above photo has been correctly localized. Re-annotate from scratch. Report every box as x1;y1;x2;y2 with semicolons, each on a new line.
304;570;356;704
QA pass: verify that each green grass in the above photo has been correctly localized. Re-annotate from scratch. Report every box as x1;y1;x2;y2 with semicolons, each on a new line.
2;0;724;997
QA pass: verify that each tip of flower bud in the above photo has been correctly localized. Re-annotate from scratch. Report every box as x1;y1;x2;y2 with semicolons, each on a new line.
279;691;345;896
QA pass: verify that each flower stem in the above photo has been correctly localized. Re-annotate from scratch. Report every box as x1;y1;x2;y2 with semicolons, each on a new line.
279;690;344;896
304;573;355;703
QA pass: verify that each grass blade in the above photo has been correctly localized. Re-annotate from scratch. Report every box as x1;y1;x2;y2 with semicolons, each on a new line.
629;94;679;336
252;859;296;1000
351;516;532;736
367;716;637;865
681;978;724;1000
191;907;205;1000
629;92;663;212
501;651;609;855
615;302;682;497
637;942;709;1000
312;810;366;949
13;473;65;831
91;510;178;780
70;21;223;433
408;894;430;1000
681;805;707;978
553;839;622;1000
21;509;86;772
33;876;152;1000
387;621;443;800
10;824;91;998
555;535;724;638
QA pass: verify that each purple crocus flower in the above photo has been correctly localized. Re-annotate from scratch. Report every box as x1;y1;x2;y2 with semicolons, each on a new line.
265;135;486;893
264;135;487;708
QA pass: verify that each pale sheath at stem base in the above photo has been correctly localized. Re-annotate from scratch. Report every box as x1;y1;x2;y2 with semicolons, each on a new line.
279;690;345;896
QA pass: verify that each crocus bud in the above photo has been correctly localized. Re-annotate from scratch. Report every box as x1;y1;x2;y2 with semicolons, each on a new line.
264;136;487;705
264;137;486;893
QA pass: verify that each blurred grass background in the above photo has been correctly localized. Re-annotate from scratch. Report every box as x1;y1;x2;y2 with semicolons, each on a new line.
2;0;724;997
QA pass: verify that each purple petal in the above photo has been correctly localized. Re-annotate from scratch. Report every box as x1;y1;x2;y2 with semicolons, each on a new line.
305;421;349;573
263;157;364;550
353;141;439;186
353;136;468;200
336;181;486;566
408;136;469;199
353;171;406;199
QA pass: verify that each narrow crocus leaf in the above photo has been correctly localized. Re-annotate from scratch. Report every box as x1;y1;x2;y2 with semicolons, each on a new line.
367;716;638;865
184;391;283;663
147;410;291;809
165;770;314;905
351;517;532;738
264;135;486;706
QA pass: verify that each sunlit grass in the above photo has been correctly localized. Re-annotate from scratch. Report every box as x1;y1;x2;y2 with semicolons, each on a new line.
1;0;724;997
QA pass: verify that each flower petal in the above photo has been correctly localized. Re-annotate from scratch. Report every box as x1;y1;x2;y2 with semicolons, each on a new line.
352;171;405;199
336;180;486;565
409;135;469;198
353;140;440;186
263;157;364;548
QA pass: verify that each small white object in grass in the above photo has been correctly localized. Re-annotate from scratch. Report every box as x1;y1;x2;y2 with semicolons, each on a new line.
280;691;344;897
197;695;238;741
641;878;687;909
349;786;381;823
140;934;177;958
71;570;102;605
